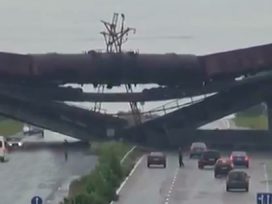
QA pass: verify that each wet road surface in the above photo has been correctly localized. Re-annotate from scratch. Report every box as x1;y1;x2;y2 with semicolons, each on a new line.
114;152;271;204
0;132;96;204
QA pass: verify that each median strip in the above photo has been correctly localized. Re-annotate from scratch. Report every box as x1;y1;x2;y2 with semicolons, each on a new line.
60;142;143;204
114;155;144;197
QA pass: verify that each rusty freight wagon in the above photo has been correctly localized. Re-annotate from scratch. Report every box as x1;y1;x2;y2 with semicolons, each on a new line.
200;43;272;80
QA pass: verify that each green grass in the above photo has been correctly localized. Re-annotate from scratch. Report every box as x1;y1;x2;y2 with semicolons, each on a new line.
68;142;131;198
66;142;142;204
68;175;89;198
0;119;23;136
122;148;142;178
233;115;268;129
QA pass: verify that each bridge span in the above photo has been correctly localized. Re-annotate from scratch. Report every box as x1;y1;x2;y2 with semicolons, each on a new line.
0;73;271;148
0;43;272;87
0;43;271;147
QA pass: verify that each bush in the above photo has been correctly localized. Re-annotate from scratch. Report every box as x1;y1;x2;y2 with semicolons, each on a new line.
74;193;94;204
65;142;137;204
90;167;117;202
98;163;119;188
99;149;123;180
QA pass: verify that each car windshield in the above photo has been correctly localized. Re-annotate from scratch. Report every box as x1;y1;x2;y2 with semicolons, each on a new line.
203;151;220;158
232;151;247;156
192;143;206;148
8;138;20;141
217;159;229;164
150;152;163;156
229;172;246;180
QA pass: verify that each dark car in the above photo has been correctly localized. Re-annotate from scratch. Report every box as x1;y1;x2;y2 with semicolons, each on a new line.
23;124;44;137
226;170;250;192
147;152;166;168
214;158;233;178
230;151;249;168
198;150;220;169
189;142;207;158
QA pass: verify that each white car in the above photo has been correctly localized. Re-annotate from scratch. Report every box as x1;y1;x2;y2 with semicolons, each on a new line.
189;142;207;158
7;137;23;147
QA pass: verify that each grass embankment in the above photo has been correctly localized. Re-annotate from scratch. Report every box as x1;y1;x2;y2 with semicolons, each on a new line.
61;141;142;204
0;119;23;136
233;115;268;129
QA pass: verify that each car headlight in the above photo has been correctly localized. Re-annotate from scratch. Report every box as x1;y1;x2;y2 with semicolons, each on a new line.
18;142;22;146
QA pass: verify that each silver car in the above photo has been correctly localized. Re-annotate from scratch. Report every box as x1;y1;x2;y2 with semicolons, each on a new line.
7;137;23;148
189;142;207;158
226;170;250;192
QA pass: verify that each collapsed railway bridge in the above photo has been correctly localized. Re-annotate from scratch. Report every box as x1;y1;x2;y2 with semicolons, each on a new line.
1;43;272;147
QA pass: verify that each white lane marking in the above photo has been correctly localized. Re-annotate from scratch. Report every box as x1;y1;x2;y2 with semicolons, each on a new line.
117;156;144;194
263;163;270;192
120;145;137;164
164;168;179;204
110;155;144;204
226;119;230;129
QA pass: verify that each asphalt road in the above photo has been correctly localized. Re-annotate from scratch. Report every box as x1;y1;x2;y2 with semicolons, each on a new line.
114;152;271;204
0;131;96;204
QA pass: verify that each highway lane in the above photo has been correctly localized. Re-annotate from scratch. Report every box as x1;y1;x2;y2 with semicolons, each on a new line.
0;131;96;204
169;153;268;204
114;152;271;204
113;153;179;204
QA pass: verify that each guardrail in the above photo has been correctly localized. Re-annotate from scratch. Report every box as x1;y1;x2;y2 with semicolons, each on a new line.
113;94;214;124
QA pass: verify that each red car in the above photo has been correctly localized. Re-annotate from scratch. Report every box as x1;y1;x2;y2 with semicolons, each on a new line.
230;151;249;168
214;158;233;178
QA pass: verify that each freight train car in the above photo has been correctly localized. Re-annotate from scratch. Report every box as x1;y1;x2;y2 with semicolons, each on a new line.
0;51;204;86
0;52;32;79
0;43;272;86
200;43;272;80
30;52;203;86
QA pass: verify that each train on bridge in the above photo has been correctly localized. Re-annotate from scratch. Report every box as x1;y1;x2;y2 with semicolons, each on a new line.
0;43;272;87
